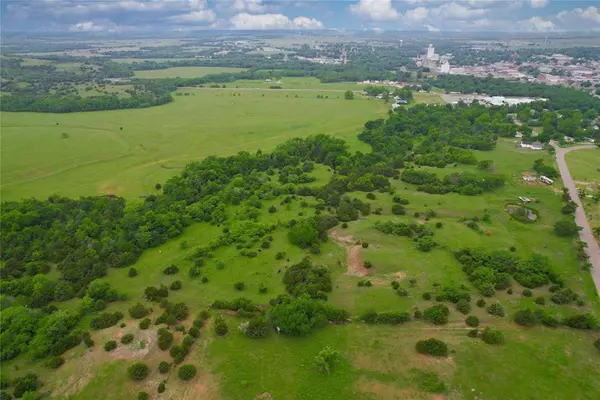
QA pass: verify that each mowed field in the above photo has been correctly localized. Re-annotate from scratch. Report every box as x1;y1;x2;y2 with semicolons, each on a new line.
1;87;386;200
4;138;600;400
565;147;600;227
133;66;246;78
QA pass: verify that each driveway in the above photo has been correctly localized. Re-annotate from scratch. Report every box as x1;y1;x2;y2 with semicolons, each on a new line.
551;142;600;297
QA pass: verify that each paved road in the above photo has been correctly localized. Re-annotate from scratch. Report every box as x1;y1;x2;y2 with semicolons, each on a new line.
551;142;600;297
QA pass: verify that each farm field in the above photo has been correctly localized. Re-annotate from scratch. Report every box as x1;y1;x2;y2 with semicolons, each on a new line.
133;66;246;78
3;135;600;399
0;86;385;200
565;148;600;228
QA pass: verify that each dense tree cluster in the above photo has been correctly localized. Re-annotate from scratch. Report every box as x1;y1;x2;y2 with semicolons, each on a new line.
282;258;332;300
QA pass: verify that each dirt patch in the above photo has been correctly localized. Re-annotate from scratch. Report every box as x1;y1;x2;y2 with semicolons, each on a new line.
330;231;369;276
254;393;274;400
356;375;425;400
109;330;157;359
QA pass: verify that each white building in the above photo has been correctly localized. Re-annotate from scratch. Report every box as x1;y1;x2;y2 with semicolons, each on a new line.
440;61;450;74
427;44;435;60
540;176;554;185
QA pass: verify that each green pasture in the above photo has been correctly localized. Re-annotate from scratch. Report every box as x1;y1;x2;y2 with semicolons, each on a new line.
133;66;246;78
565;148;600;228
0;87;385;200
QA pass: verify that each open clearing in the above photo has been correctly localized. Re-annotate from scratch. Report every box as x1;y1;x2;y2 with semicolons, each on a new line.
565;147;600;228
133;66;246;78
1;87;385;200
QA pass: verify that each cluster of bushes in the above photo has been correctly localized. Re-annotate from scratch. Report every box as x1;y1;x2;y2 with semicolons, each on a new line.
401;169;505;196
178;364;197;381
454;248;560;296
155;301;189;326
211;297;258;313
357;279;372;287
360;310;410;325
283;258;332;300
415;338;449;357
90;311;124;330
423;304;450;325
214;315;229;336
128;303;151;319
144;285;169;302
158;328;174;350
513;308;597;330
169;332;197;364
239;316;271;338
128;362;149;381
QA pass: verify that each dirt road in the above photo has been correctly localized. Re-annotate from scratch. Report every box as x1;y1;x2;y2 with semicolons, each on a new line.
551;142;600;296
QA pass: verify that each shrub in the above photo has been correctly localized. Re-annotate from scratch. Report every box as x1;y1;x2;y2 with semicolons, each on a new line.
465;316;479;327
535;296;546;305
481;326;505;345
487;303;505;317
157;382;166;393
314;346;339;374
268;205;277;213
104;340;117;352
82;332;94;348
391;281;400;290
414;370;447;394
234;282;245;291
178;364;197;381
522;289;532;297
363;260;373;269
128;303;150;319
90;311;124;330
193;318;205;328
551;288;576;304
170;281;182;291
476;299;486;308
456;299;471;315
128;362;149;381
468;329;479;338
170;345;186;360
341;222;348;229
362;242;369;248
396;288;408;296
594;338;600;353
415;236;436;252
138;392;149;400
163;264;179;275
139;318;151;330
214;315;229;336
241;316;271;338
158;361;170;374
158;329;174;350
422;292;432;300
563;313;598;330
187;326;200;339
45;356;64;369
128;268;138;277
554;220;581;237
201;277;209;283
514;309;536;327
12;374;39;398
415;338;449;357
435;222;443;229
423;304;449;325
414;310;423;319
391;204;406;215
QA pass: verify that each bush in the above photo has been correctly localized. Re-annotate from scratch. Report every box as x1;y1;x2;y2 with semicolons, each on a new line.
12;374;39;398
514;309;536;327
435;222;443;229
157;382;165;393
465;315;479;327
178;364;197;381
415;236;436;252
363;260;373;269
468;329;479;338
139;318;151;330
594;338;600;353
422;292;432;300
234;282;245;291
128;303;150;319
456;299;471;315
214;315;229;336
341;222;348;229
414;310;423;319
268;205;277;213
128;362;149;381
170;281;182;291
551;288;576;304
138;392;149;400
241;316;271;338
391;204;406;215
415;338;449;357
120;333;134;344
163;264;179;275
391;281;400;290
535;296;546;305
90;311;124;330
487;303;505;317
45;356;64;369
158;361;170;374
362;242;369;248
423;304;449;325
104;340;117;352
396;287;408;296
82;332;94;348
128;268;138;277
481;326;505;345
554;220;581;237
476;298;486;308
563;313;598;330
522;289;532;297
158;329;174;350
541;314;559;327
187;327;200;339
170;344;186;361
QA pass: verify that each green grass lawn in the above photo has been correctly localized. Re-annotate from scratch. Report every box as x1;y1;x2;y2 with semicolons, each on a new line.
565;147;600;228
223;77;365;91
1;87;385;200
133;66;246;78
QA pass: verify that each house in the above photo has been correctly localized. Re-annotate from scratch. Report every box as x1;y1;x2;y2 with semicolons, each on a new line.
540;176;554;185
522;175;537;182
519;141;544;150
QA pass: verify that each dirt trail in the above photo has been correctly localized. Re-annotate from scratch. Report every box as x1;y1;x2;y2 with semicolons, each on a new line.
330;231;369;276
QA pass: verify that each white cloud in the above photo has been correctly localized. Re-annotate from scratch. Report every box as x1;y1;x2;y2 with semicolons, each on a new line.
170;10;216;23
529;0;548;9
349;0;400;21
188;0;207;9
558;6;600;24
69;20;114;31
429;2;488;20
232;0;266;12
426;24;440;32
230;13;323;29
405;7;429;22
521;16;554;31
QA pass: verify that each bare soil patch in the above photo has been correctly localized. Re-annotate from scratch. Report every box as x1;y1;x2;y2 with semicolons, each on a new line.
330;231;369;276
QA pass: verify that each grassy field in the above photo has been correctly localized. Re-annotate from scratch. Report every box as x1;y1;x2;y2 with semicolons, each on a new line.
3;134;599;400
223;77;365;91
566;147;600;228
133;67;246;78
1;86;385;200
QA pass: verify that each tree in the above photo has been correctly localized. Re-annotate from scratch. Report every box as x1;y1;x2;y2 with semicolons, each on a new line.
128;303;150;319
128;268;138;277
178;364;197;380
415;338;449;357
214;315;229;336
12;374;39;398
465;315;479;327
288;220;319;248
514;309;536;326
344;90;354;100
128;362;149;381
104;340;117;352
481;326;505;345
554;220;581;237
314;346;339;374
423;304;449;325
269;294;328;336
159;361;170;374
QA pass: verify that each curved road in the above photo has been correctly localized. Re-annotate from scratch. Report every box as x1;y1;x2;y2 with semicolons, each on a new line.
551;142;600;297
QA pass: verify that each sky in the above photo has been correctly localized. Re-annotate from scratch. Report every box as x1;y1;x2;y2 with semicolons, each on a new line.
1;0;600;33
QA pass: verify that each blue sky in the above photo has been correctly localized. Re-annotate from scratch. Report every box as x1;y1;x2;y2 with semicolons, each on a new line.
1;1;599;32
